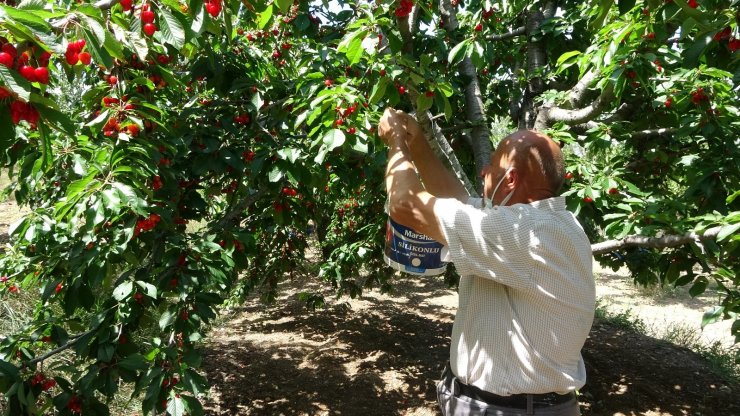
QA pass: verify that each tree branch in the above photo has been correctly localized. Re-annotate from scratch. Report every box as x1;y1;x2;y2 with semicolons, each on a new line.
630;128;677;140
591;226;723;256
567;69;599;109
534;84;614;130
25;329;95;367
486;26;526;41
413;110;477;196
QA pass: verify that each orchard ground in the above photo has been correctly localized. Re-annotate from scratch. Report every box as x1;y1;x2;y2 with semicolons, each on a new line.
0;191;738;415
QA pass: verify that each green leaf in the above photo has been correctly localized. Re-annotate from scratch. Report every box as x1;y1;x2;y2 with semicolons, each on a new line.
167;395;186;416
345;35;365;65
0;65;32;101
103;30;125;60
118;354;148;371
268;166;283;182
0;4;50;32
321;129;345;151
716;223;740;242
159;6;186;50
113;281;133;301
275;0;292;13
682;33;712;68
437;82;454;97
448;39;470;66
277;148;301;163
416;93;433;113
701;306;724;329
181;395;205;416
556;50;581;69
257;4;273;30
688;276;708;297
159;309;176;330
136;281;157;299
82;27;113;68
33;101;76;137
369;77;389;104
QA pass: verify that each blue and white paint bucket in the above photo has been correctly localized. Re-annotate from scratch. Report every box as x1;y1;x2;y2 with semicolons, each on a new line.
383;217;448;276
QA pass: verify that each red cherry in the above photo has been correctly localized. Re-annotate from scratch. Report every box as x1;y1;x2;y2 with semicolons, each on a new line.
583;196;593;203
143;23;157;37
141;10;155;23
664;97;673;108
347;127;356;134
109;75;118;85
324;79;333;87
0;52;13;67
65;51;79;65
608;187;619;195
379;69;386;76
729;38;740;52
425;90;434;97
565;172;573;179
34;67;49;84
19;65;37;82
474;23;482;32
120;0;133;11
398;86;406;94
687;0;698;8
78;51;92;65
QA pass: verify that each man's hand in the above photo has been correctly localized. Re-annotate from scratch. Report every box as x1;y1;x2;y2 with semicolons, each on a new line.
378;108;407;148
378;108;426;148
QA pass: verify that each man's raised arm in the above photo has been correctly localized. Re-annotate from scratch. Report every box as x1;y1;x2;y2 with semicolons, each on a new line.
399;112;470;202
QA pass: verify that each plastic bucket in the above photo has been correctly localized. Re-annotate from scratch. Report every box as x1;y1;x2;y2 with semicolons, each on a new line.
383;217;448;276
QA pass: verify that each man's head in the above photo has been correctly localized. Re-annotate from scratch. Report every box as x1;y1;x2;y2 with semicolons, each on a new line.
481;130;565;205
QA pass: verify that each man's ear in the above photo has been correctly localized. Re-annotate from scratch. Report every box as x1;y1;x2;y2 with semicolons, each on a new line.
506;167;518;190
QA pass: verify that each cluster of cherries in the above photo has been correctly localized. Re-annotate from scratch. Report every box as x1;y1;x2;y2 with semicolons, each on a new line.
140;4;159;37
0;41;50;126
30;373;57;392
133;212;162;237
64;39;91;66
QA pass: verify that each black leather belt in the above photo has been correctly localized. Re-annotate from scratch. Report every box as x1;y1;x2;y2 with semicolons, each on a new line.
442;365;575;408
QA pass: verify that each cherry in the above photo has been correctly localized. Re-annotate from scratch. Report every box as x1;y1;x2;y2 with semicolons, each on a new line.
0;52;12;67
109;75;118;85
608;187;619;195
398;85;406;94
143;23;157;37
79;52;91;65
475;23;482;32
34;67;49;84
141;10;155;23
583;196;593;203
19;65;36;82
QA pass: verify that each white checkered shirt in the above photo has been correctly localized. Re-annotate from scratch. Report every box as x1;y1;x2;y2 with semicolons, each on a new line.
434;196;595;395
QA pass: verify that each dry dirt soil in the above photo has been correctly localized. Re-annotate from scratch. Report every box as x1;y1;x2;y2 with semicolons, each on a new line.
1;190;738;416
200;272;739;416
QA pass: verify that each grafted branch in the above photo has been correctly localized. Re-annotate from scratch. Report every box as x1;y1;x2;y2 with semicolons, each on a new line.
591;226;723;255
414;111;477;195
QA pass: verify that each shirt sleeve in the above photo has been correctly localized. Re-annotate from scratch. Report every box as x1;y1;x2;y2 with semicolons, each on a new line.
434;198;535;290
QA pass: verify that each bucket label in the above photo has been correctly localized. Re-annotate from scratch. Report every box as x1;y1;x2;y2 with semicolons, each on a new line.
384;217;448;276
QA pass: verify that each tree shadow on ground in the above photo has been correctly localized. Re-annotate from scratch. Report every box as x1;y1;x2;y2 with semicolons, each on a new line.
201;275;739;416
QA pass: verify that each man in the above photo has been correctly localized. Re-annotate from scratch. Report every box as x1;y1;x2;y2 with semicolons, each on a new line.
378;108;595;416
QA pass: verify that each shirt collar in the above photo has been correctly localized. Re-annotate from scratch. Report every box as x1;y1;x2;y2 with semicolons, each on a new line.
528;196;566;211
